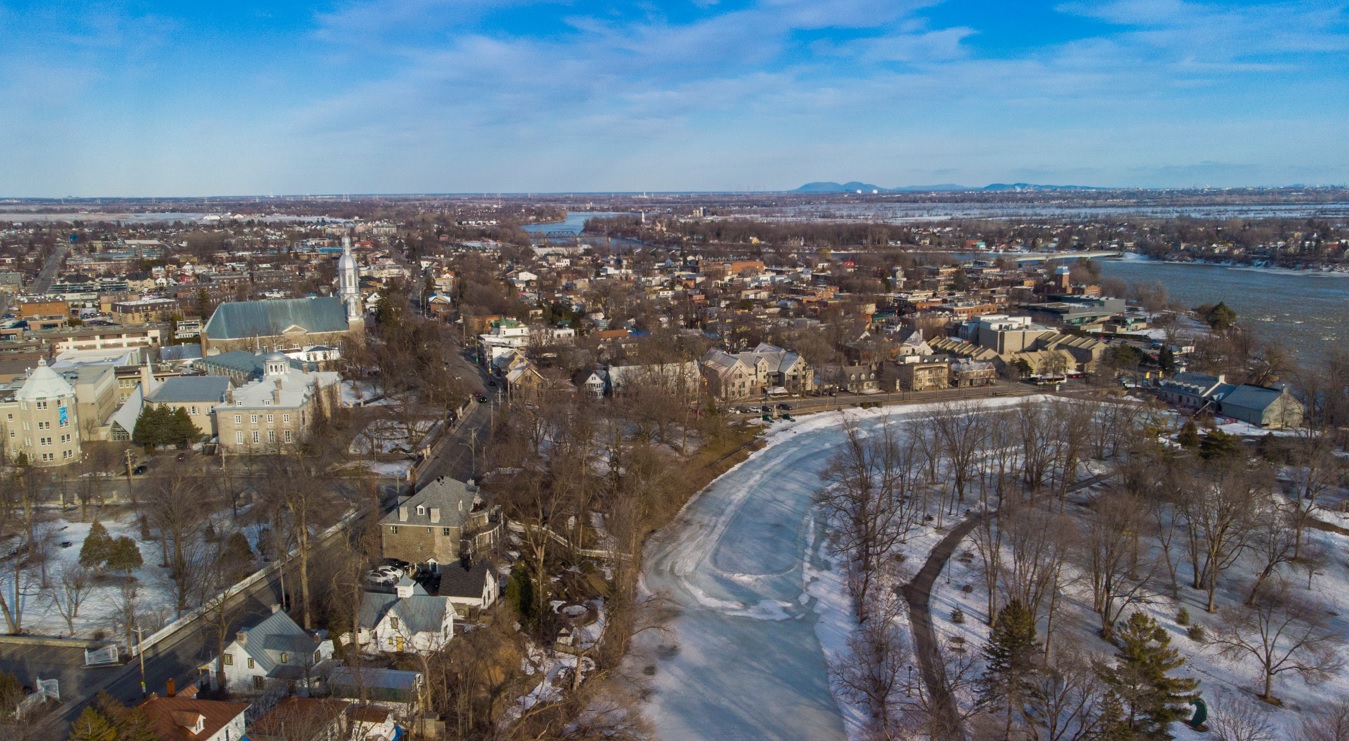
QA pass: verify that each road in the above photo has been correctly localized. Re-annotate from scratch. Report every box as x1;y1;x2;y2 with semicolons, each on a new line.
31;241;68;295
734;381;1033;418
414;393;495;486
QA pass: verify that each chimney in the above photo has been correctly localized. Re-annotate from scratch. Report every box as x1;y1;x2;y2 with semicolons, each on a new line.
429;507;441;524
237;630;247;646
166;678;176;697
399;506;408;522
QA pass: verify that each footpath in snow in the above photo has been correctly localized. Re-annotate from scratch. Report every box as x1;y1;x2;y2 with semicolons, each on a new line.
637;397;1035;740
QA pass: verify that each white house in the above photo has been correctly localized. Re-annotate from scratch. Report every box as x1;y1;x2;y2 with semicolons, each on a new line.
359;578;455;655
205;605;333;695
436;558;499;617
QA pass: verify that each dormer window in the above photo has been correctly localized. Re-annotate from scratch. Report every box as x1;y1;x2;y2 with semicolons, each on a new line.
416;505;426;516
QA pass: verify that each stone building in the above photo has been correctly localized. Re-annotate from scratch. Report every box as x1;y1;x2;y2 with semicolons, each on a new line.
145;376;232;439
0;359;81;466
381;477;499;568
215;352;339;453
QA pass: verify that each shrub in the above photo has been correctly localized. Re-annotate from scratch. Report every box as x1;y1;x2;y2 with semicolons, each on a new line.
1176;607;1191;626
1187;624;1206;643
951;607;965;624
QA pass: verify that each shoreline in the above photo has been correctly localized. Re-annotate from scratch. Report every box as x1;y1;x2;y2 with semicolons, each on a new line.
1108;252;1349;276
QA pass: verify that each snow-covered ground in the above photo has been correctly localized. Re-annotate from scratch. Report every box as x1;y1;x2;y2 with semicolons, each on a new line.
637;397;1042;740
0;512;176;639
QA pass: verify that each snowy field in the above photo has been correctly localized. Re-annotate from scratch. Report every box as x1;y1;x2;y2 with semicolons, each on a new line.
1;511;176;640
638;397;1040;740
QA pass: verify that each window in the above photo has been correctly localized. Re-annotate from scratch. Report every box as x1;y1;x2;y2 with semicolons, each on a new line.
279;652;288;664
222;653;233;666
235;431;244;445
190;406;198;415
313;650;320;663
282;414;290;423
266;414;274;424
234;414;241;423
283;430;292;443
250;414;258;424
36;401;47;410
247;657;255;669
267;430;275;444
252;676;263;690
389;526;398;534
390;617;399;630
416;505;425;516
251;431;259;444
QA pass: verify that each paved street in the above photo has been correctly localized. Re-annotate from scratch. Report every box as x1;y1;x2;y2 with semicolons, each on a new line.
31;241;68;295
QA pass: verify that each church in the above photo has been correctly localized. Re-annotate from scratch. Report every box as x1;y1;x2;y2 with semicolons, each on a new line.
199;237;366;356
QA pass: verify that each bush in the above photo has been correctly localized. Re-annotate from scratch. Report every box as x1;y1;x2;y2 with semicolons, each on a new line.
1187;624;1206;643
1176;606;1191;626
951;607;965;624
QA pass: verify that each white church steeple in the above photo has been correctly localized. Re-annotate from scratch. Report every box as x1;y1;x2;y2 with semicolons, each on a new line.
338;235;361;323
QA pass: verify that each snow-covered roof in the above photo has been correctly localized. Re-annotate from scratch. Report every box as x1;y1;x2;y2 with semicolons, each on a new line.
15;359;76;402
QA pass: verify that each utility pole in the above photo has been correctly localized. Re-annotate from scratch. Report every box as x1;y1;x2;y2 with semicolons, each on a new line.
124;449;136;504
137;625;147;697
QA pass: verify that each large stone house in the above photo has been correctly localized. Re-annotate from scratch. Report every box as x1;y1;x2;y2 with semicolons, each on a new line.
700;344;813;400
381;477;500;568
0;359;81;466
214;353;340;453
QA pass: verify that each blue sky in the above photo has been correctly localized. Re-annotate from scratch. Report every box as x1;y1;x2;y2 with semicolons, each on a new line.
0;0;1346;196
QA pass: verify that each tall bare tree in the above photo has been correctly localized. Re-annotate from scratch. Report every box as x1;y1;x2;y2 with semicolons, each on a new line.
1213;581;1343;703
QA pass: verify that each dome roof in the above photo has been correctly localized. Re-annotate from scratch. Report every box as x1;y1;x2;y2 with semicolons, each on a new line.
264;351;288;363
15;359;75;402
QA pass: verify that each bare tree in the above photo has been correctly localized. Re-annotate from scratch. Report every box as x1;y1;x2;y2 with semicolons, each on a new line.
141;464;210;616
1082;491;1154;639
49;563;93;636
928;401;989;516
1245;499;1298;605
1301;700;1349;741
817;416;921;616
1208;690;1279;741
828;591;909;737
1022;649;1106;741
109;578;141;656
1181;462;1268;612
1212;581;1344;703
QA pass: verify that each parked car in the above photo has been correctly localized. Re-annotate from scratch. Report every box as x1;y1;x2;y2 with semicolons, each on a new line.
476;394;489;403
776;403;793;410
131;464;147;476
760;405;773;413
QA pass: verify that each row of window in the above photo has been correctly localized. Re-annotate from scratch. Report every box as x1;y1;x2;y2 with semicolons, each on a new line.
235;429;293;445
232;413;291;424
221;648;321;668
388;525;454;536
23;433;74;447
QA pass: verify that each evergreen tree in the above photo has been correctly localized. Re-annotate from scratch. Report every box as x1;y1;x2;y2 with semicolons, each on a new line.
168;408;200;446
97;691;157;741
1176;420;1200;450
505;562;536;624
1096;611;1200;740
1198;429;1238;460
1203;302;1237;331
79;521;115;570
978;599;1043;734
67;706;118;741
104;537;143;575
132;406;170;449
217;532;256;582
1157;346;1176;374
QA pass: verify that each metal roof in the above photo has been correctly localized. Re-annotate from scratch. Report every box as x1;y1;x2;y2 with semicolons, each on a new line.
203;296;347;340
146;376;231;404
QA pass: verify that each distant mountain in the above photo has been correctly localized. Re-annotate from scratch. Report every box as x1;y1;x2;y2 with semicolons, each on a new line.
793;181;1102;193
795;181;886;193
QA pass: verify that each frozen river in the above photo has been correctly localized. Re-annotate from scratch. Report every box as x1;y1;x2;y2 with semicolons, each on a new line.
641;416;863;740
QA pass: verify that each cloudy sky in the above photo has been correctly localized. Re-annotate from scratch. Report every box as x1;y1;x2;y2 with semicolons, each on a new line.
1;0;1346;196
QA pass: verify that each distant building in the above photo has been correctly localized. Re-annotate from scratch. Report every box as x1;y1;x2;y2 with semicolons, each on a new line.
381;477;500;567
214;352;340;453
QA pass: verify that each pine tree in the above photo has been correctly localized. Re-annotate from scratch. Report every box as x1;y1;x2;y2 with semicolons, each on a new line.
79;521;115;570
168;408;200;446
1176;420;1200;450
1096;611;1200;740
978;599;1043;735
66;706;117;741
104;537;144;575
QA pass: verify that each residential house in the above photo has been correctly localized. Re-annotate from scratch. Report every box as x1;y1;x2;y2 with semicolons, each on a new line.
247;697;347;741
136;695;249;741
380;476;500;567
359;578;454;655
435;558;499;617
951;360;997;388
1156;372;1229;410
207;605;331;695
895;358;951;392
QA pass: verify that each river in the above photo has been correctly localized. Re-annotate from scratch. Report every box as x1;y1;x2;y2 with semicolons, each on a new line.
1097;258;1349;364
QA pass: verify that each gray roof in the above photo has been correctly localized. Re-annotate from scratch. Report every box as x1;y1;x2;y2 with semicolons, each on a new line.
204;296;348;340
233;609;319;678
380;476;479;530
159;344;203;362
146;375;230;404
326;666;421;692
437;560;494;600
359;582;450;636
1220;384;1284;413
